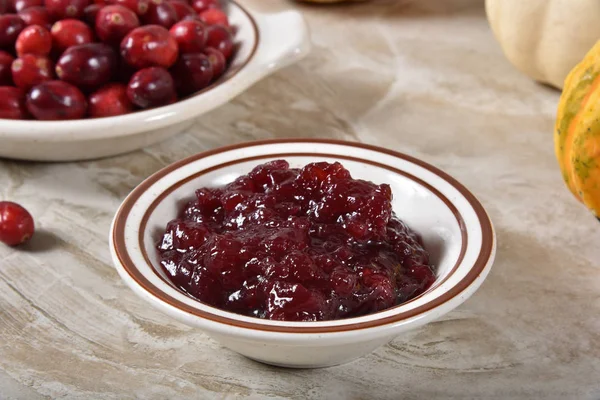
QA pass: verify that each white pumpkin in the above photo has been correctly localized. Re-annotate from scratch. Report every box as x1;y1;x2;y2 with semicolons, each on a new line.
486;0;600;89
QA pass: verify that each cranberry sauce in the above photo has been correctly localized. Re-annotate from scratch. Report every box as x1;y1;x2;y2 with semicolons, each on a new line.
157;160;436;322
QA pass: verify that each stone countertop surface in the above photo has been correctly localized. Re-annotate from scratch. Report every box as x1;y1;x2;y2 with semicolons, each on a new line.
1;0;599;399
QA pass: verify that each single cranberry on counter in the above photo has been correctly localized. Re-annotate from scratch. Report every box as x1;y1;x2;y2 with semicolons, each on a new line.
56;43;116;88
205;24;232;59
15;24;51;56
12;0;42;12
95;5;139;45
26;80;86;119
169;19;206;54
203;46;225;78
82;3;101;25
0;14;26;48
0;86;28;119
0;50;15;84
18;6;52;27
169;0;194;21
44;0;89;20
88;82;133;117
126;66;175;108
120;24;178;69
107;0;148;17
170;52;212;95
0;201;34;246
11;54;53;89
142;0;176;28
190;0;217;14
51;19;94;52
199;7;227;27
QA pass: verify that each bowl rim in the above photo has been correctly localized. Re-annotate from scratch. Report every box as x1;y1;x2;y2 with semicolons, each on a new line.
111;139;495;333
0;0;259;135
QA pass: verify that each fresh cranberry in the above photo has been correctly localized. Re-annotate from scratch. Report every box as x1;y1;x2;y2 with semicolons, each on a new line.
44;0;89;19
0;86;27;119
169;0;194;21
126;66;175;108
56;43;116;88
205;24;232;59
169;19;205;54
170;52;211;95
12;0;42;12
11;54;52;89
18;6;51;27
95;5;139;45
190;0;217;14
0;202;34;246
26;80;86;119
0;50;14;84
142;0;176;28
120;24;178;69
0;14;26;48
82;3;101;25
88;82;133;117
15;24;51;56
107;0;148;16
51;19;93;52
199;7;227;27
203;46;224;78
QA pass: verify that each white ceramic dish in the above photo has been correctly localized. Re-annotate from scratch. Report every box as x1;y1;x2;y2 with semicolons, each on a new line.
110;139;496;368
0;3;310;162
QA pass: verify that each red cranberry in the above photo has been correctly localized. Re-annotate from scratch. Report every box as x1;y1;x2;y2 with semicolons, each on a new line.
107;0;148;16
83;4;101;26
88;82;133;117
0;14;26;48
199;7;227;27
126;66;175;108
203;46;224;77
0;50;14;84
0;86;27;119
44;0;89;20
18;6;51;27
170;52;212;95
56;43;116;88
190;0;217;14
15;24;51;56
51;19;93;52
142;0;176;28
26;80;86;119
12;0;42;12
205;24;232;59
0;202;34;246
169;0;194;21
120;25;178;69
11;54;53;89
169;20;206;54
95;5;139;45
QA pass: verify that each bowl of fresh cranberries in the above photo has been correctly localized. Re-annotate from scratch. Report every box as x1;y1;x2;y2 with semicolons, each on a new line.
0;1;310;161
110;139;496;368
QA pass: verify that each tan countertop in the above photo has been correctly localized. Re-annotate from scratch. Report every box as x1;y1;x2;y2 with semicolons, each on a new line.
1;0;599;398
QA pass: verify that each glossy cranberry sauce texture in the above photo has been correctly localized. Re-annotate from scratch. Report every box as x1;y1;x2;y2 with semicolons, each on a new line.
157;160;436;322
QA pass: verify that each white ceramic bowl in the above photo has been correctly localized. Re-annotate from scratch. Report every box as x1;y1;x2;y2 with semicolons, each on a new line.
110;139;496;368
0;3;310;162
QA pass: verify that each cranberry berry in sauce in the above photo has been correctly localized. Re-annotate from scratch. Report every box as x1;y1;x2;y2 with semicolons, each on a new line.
157;161;436;322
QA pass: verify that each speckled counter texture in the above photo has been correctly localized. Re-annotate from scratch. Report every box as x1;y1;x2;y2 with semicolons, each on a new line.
0;0;599;399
